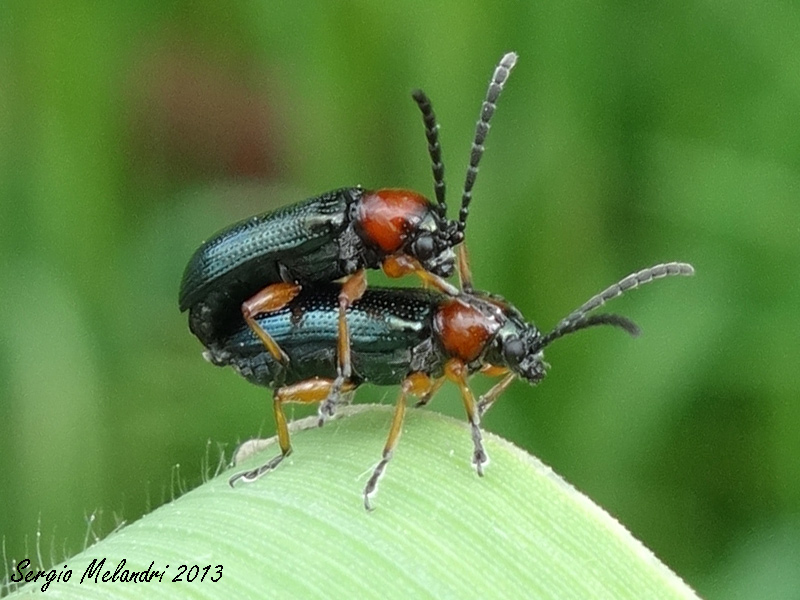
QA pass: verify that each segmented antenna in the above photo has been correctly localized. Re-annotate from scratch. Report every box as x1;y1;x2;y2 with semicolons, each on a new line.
412;89;446;217
538;313;640;350
543;262;695;346
458;51;518;233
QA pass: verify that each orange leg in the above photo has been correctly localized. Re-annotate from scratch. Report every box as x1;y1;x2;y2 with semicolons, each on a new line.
319;270;367;425
445;359;487;475
229;377;356;486
382;254;459;296
337;270;367;379
480;364;509;377
241;282;302;364
413;376;446;408
363;373;435;510
477;372;516;417
457;244;474;292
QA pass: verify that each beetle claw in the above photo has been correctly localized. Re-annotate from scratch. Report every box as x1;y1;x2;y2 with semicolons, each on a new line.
317;398;337;427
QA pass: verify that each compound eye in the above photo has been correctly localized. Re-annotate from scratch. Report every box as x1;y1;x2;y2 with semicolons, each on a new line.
503;337;526;365
412;235;435;262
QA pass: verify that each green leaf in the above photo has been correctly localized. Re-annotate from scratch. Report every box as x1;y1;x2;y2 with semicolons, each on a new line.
7;406;698;599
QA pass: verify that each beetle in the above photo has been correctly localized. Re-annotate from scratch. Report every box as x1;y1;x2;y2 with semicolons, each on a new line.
204;262;694;509
179;52;519;415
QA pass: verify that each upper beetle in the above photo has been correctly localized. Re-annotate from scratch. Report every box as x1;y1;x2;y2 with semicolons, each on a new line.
178;53;519;398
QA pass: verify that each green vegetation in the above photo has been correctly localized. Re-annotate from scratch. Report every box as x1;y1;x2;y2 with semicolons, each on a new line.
5;407;698;599
2;1;799;598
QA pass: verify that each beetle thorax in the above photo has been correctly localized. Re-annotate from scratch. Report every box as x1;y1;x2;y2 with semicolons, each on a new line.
355;189;432;253
432;297;503;364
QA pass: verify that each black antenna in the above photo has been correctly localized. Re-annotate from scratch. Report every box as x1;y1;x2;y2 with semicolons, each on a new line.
542;262;695;346
458;51;518;234
412;90;446;218
538;313;640;350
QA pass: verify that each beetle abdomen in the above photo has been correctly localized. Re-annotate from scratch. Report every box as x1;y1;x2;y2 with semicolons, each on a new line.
179;188;358;312
208;285;443;387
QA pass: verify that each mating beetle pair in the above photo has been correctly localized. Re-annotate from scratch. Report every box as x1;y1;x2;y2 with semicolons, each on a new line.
179;52;694;509
180;52;518;431
178;53;521;355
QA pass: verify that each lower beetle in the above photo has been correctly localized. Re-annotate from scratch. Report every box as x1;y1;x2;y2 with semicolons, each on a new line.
179;53;519;406
204;262;694;509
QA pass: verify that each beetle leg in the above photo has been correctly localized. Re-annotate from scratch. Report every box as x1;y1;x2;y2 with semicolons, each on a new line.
241;282;302;364
445;359;487;475
457;244;474;292
477;372;516;417
229;378;356;486
414;376;446;408
364;374;433;510
336;269;367;380
318;270;367;426
363;392;406;511
382;254;459;296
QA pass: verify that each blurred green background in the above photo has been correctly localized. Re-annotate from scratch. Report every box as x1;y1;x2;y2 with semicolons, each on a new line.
1;1;798;597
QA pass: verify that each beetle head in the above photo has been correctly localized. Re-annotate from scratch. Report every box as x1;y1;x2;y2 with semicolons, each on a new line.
488;262;695;385
407;211;459;278
478;297;548;384
496;323;548;384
